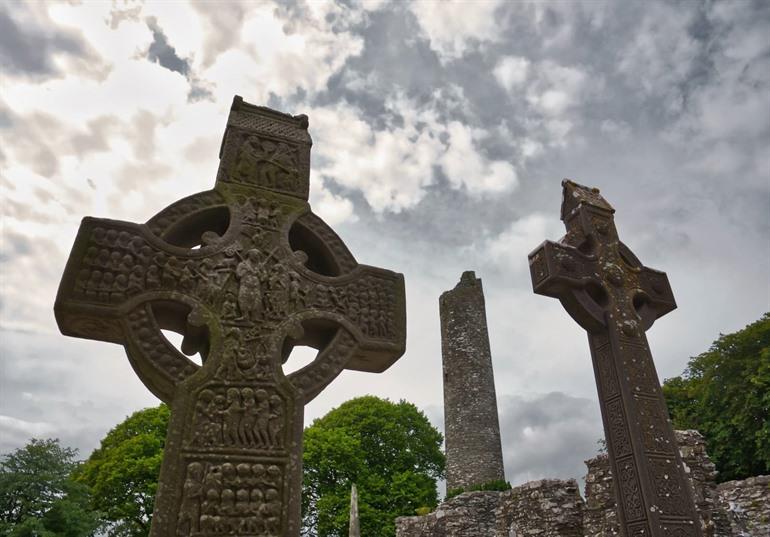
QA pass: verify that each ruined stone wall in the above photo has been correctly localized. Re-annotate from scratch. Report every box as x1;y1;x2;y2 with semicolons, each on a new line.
583;431;732;537
395;491;501;537
439;271;505;491
718;475;770;537
397;430;770;537
495;479;584;537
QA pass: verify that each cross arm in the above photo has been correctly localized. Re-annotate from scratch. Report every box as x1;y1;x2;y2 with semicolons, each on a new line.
529;240;607;332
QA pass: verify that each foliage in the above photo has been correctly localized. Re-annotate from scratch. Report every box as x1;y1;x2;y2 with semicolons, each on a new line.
76;405;169;537
0;438;102;537
302;396;445;537
445;479;512;500
663;312;770;482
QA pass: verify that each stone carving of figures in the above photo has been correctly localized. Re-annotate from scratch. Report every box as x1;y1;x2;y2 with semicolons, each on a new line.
222;295;238;319
203;465;223;494
117;231;131;249
118;254;134;273
249;488;263;515
236;463;253;487
75;269;90;296
236;249;266;321
111;273;127;303
221;463;237;486
252;463;265;485
105;229;118;246
191;389;216;446
239;388;258;446
162;257;182;289
287;271;304;310
223;388;243;446
265;465;281;488
94;249;110;268
109;251;122;271
268;395;284;447
127;266;144;295
202;488;220;516
260;488;281;536
92;227;106;245
145;265;161;289
314;284;331;309
377;309;388;337
178;262;197;292
235;488;250;515
177;462;204;535
254;389;271;448
220;488;235;516
100;272;114;302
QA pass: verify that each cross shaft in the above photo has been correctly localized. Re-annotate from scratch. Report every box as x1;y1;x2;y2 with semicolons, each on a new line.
529;180;702;537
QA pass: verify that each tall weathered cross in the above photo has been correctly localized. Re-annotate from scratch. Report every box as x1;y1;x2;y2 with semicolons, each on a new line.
529;180;703;537
55;96;406;537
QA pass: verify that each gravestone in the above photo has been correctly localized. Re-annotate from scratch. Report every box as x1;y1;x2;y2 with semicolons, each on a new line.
528;180;702;537
440;271;505;492
54;96;406;537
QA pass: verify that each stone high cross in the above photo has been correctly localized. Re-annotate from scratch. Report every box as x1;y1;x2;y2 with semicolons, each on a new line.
55;96;406;537
528;180;703;537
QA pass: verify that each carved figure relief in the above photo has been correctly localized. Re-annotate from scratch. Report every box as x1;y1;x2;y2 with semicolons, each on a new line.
176;460;284;536
55;97;407;537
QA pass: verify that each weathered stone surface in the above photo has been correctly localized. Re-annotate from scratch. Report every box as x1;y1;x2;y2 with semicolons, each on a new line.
54;96;406;537
718;475;770;537
584;431;732;537
349;483;360;537
440;271;505;492
529;180;702;537
397;430;768;537
396;491;502;537
495;479;584;537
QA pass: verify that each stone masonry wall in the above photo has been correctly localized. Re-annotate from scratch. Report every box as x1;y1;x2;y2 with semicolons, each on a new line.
439;271;505;491
718;475;770;537
397;430;769;537
495;479;584;537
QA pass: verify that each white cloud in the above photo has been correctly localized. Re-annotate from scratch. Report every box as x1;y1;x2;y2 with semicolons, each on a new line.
309;91;519;213
494;56;530;92
484;213;563;274
409;0;505;61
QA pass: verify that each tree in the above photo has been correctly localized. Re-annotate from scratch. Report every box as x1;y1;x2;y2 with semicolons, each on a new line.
76;405;169;537
0;438;101;537
663;312;770;482
302;396;445;537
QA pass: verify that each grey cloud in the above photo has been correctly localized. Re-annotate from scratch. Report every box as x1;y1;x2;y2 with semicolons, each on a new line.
146;17;190;76
0;5;92;78
498;392;602;486
0;329;158;456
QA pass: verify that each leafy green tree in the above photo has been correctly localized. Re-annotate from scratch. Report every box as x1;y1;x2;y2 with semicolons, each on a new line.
76;405;169;537
663;312;770;482
302;396;445;537
0;438;101;537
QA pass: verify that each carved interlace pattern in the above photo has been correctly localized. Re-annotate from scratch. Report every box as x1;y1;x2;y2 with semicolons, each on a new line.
650;458;689;516
618;459;644;521
595;342;619;399
228;112;311;144
606;399;632;458
635;396;674;455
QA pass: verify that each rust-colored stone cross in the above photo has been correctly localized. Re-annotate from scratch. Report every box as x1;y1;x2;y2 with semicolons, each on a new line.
55;96;406;537
529;180;703;537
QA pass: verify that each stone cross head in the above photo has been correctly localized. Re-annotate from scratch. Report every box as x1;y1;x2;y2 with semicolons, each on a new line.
55;96;406;537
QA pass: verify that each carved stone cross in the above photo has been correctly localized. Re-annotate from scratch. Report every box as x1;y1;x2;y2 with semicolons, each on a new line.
529;180;703;537
55;96;406;537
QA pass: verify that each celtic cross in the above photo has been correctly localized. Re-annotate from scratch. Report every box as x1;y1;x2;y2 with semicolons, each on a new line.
55;96;406;537
529;180;703;537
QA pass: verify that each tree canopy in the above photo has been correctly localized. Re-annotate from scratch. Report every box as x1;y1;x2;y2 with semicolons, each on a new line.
663;312;770;482
302;396;445;537
75;404;169;537
0;438;101;537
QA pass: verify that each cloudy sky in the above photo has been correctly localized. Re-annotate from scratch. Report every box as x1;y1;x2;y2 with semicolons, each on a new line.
1;0;768;494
